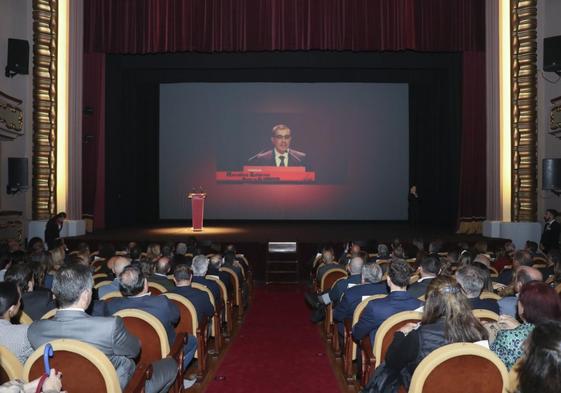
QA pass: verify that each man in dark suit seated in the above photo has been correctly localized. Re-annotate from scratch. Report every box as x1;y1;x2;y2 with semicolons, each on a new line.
333;262;387;336
352;260;422;344
248;124;309;168
149;257;174;291
169;264;214;324
98;256;130;299
191;255;222;307
407;255;440;299
315;247;340;285
5;263;55;320
495;250;534;288
455;265;499;314
27;264;177;393
208;255;233;293
104;265;197;384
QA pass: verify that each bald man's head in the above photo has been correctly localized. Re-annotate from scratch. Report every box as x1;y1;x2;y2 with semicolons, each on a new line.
349;256;364;275
155;257;171;275
112;256;131;276
515;266;543;292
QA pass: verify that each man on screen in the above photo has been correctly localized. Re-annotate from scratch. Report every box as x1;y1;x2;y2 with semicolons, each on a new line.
248;124;309;168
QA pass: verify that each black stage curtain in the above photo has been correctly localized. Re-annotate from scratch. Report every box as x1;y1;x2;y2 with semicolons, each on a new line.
104;51;461;228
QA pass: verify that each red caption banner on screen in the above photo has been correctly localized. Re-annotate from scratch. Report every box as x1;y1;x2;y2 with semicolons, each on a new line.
216;166;316;184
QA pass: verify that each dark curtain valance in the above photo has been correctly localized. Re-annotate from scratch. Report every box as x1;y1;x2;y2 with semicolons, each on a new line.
84;0;485;54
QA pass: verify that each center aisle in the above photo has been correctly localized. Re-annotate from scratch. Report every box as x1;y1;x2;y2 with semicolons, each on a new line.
205;285;342;393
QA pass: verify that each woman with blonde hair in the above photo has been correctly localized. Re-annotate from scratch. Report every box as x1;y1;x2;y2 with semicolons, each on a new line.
145;243;161;262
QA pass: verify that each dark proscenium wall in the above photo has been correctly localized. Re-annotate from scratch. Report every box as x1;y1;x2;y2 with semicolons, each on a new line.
105;51;461;228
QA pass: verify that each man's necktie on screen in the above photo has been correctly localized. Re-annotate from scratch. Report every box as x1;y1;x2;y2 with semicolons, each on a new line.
279;156;285;167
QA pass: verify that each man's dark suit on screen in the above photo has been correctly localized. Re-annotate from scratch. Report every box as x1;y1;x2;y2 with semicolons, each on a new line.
27;309;176;393
248;149;308;168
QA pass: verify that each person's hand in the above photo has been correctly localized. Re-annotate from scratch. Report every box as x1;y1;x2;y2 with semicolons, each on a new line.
42;369;64;392
398;322;419;335
498;315;520;330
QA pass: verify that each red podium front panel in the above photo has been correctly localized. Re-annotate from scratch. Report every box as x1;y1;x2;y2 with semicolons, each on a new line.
188;193;206;231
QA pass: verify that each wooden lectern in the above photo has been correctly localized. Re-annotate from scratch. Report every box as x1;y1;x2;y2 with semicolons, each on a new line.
188;193;206;232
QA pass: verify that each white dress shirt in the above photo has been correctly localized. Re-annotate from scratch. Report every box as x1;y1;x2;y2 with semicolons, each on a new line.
274;149;289;167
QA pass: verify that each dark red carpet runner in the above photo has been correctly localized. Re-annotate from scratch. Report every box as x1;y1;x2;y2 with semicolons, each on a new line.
205;285;341;393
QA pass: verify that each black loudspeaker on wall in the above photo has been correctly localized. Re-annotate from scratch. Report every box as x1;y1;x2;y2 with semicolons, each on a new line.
5;38;29;78
544;35;561;74
7;157;28;195
543;158;561;193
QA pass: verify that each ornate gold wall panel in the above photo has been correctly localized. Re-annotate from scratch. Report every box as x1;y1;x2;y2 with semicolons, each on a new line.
32;0;57;220
511;0;537;222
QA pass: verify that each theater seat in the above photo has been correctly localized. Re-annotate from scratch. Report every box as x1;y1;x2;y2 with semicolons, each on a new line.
480;291;502;301
374;311;423;369
191;283;223;353
343;294;387;382
319;268;347;293
219;267;243;321
148;282;168;295
326;277;346;341
94;280;112;289
0;345;23;382
408;342;509;393
555;283;561;294
489;267;499;278
17;311;33;324
100;290;123;301
40;308;57;320
473;309;500;322
164;293;209;380
24;339;121;392
206;276;233;336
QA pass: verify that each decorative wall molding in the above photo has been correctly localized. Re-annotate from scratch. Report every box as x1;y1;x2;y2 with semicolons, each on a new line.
511;0;538;222
32;0;57;220
0;90;24;140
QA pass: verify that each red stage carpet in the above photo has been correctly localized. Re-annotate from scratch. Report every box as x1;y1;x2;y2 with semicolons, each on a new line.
205;285;342;393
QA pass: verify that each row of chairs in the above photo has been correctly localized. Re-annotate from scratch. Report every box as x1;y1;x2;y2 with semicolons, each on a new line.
313;268;516;392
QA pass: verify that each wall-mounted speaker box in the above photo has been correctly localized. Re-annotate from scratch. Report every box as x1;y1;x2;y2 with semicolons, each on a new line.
8;157;28;188
544;35;561;73
543;158;561;190
5;38;29;77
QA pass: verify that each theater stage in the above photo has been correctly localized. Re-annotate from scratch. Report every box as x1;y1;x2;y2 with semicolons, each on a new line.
70;221;499;281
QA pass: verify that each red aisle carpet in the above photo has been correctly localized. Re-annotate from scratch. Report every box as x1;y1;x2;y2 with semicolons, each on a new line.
205;285;342;393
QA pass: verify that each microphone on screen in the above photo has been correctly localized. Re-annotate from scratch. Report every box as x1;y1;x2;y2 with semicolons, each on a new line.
248;150;268;162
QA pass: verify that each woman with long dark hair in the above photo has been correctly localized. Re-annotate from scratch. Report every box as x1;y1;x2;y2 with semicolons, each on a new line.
382;275;488;389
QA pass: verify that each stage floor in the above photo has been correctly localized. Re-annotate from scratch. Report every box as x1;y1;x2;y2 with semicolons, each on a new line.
71;220;489;244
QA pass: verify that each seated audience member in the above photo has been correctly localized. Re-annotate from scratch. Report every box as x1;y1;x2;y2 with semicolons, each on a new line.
381;276;487;390
545;248;561;287
493;241;515;273
146;243;162;262
170;264;214;323
525;240;542;258
222;250;244;281
315;247;339;284
191;255;222;307
427;239;444;256
496;250;534;286
129;245;143;265
353;260;422;344
43;247;65;290
339;242;362;265
104;265;197;374
498;266;543;318
455;265;499;314
27;264;177;393
149;257;174;291
515;320;561;393
376;244;390;261
491;281;561;369
208;255;233;293
98;256;130;298
161;242;174;258
5;264;55;320
0;281;33;363
333;263;387;332
0;369;64;393
473;240;489;255
473;253;491;269
407;255;440;298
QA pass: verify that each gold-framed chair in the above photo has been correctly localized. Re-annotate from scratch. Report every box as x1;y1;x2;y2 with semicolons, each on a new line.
24;339;121;392
192;283;223;353
163;293;209;381
92;273;109;285
343;294;387;382
17;311;33;325
408;343;509;393
555;283;561;294
319;268;348;293
40;308;57;320
489;266;499;278
373;311;423;369
206;276;233;336
220;266;243;321
100;290;123;301
148;282;168;295
325;276;346;340
0;345;23;382
473;309;500;322
94;280;113;289
480;291;502;301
